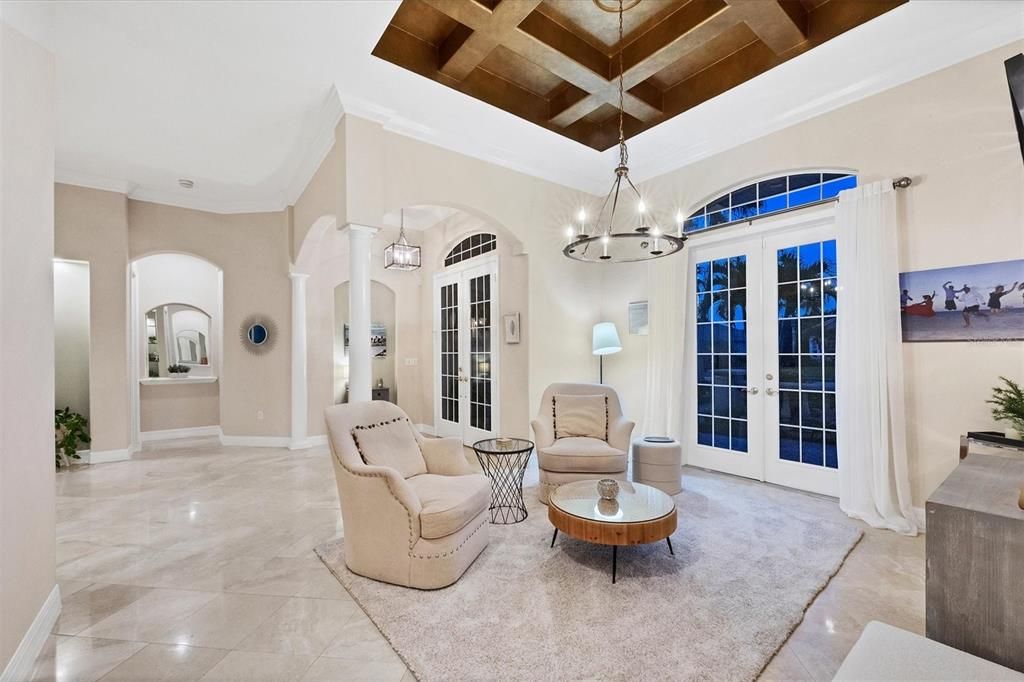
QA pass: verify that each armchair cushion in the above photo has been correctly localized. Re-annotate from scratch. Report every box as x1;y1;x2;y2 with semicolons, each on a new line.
552;394;608;440
538;437;627;473
419;437;474;476
407;474;491;539
351;416;426;479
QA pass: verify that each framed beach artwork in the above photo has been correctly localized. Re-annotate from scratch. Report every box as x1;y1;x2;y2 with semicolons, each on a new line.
899;258;1024;342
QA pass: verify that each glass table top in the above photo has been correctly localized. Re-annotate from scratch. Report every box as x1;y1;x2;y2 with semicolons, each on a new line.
549;480;676;523
473;437;534;454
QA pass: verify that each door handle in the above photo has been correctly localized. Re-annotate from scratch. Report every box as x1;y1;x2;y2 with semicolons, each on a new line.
765;387;777;396
741;387;759;395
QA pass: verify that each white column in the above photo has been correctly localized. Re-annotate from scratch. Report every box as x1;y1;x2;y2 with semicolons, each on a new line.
289;272;309;449
344;224;379;403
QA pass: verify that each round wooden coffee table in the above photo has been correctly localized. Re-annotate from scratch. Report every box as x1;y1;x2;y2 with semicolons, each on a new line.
548;480;677;583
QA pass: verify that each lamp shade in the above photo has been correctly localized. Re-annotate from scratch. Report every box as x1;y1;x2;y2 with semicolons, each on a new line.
592;322;622;356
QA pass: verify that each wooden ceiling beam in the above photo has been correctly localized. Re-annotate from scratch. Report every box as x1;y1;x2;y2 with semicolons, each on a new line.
724;0;808;55
432;0;543;80
550;3;738;129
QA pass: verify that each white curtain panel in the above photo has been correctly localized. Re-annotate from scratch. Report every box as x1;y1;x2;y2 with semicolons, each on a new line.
642;248;691;439
836;180;918;535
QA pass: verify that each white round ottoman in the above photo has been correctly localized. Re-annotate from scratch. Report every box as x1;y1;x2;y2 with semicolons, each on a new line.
631;436;683;496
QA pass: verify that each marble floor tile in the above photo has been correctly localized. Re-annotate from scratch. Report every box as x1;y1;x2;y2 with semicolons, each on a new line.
297;655;407;682
321;611;397;661
30;635;146;682
54;583;152;636
198;650;316;682
38;438;925;682
98;644;228;682
144;593;288;649
236;597;361;656
79;589;219;642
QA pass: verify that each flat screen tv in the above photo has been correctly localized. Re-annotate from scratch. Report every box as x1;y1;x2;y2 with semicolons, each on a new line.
1006;53;1024;165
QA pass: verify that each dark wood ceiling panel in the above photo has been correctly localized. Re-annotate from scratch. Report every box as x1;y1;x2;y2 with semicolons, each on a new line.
372;0;905;150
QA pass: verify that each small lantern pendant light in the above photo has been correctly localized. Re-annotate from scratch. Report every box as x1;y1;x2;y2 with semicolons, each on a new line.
384;208;422;271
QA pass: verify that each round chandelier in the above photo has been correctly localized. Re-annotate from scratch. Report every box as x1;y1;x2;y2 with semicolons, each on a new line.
563;0;686;264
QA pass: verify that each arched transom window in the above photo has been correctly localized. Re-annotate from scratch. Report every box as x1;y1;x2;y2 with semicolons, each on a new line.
683;171;857;234
445;233;496;267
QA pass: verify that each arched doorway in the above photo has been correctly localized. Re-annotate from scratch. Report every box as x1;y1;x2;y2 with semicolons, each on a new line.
333;280;397;405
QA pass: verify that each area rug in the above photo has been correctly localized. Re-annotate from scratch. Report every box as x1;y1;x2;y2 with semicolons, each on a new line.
315;470;862;681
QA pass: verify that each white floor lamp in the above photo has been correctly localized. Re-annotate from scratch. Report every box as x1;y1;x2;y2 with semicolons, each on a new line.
592;322;622;384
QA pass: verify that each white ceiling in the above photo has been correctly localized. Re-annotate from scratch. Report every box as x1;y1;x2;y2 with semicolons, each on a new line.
51;0;1024;214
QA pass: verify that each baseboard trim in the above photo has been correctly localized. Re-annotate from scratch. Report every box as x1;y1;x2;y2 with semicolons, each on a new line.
219;434;292;448
140;426;222;442
288;434;328;450
84;448;132;464
1;584;61;682
913;506;927;532
415;423;436;436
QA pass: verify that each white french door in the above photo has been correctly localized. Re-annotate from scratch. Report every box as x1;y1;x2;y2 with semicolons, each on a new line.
687;216;839;496
433;257;499;445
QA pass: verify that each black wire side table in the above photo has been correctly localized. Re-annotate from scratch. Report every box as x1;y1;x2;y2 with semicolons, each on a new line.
472;438;534;524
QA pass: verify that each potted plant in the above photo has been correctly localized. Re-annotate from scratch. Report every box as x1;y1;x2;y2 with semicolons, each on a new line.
987;376;1024;440
55;407;91;468
168;364;191;376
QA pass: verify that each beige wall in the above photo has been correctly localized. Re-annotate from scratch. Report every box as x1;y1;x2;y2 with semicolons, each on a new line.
606;41;1024;506
295;115;602;439
54;260;91;421
140;383;219;432
54;184;131;452
0;18;56;672
129;200;292;438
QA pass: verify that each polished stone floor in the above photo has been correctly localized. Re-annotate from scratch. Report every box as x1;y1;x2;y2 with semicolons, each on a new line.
32;437;924;681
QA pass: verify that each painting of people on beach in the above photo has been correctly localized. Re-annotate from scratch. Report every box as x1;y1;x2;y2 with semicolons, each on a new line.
899;259;1024;342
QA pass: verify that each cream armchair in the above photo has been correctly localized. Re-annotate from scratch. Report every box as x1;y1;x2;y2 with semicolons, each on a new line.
325;401;490;589
532;382;635;504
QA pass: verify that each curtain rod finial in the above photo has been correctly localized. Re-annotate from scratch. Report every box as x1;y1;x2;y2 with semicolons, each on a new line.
893;176;913;189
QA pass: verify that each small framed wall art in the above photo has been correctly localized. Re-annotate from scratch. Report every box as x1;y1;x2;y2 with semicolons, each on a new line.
503;312;521;344
628;301;649;335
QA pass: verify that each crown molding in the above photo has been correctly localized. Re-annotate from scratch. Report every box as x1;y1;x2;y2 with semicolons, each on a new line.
337;92;605;195
282;85;345;206
55;168;134;195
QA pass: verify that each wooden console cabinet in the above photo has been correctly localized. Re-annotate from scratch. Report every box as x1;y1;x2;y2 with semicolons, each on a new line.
926;449;1024;673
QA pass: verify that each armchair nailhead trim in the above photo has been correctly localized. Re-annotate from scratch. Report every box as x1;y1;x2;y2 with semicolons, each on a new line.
410;517;488;560
328;439;417;551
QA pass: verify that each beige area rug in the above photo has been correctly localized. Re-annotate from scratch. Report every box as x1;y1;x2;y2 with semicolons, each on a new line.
315;470;862;681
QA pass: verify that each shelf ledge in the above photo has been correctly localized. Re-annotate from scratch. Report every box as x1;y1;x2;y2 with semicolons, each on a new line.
140;376;218;386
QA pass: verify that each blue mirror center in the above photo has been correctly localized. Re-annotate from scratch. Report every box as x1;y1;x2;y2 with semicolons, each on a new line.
248;324;268;345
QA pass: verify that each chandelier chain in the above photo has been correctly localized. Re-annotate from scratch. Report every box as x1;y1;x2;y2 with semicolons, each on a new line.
617;0;627;168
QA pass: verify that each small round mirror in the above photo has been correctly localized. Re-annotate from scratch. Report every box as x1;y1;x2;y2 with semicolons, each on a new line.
247;323;268;346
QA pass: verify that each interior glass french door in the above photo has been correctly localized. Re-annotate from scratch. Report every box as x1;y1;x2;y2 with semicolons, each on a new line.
434;259;498;444
688;223;839;496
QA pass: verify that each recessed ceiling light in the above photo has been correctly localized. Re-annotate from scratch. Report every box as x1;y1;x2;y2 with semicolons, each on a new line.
178;178;194;189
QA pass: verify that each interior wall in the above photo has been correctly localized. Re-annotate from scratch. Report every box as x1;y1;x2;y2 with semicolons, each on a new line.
54;184;131;453
606;41;1024;506
140;382;219;432
295;115;602;434
54;260;91;421
129;200;292;439
334;280;397;403
0;12;57;672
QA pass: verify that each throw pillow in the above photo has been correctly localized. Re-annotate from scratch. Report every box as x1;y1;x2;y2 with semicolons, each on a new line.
552;394;608;441
351;417;427;479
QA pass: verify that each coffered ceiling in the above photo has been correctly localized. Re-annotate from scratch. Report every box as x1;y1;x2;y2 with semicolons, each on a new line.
45;1;1023;213
373;0;905;150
